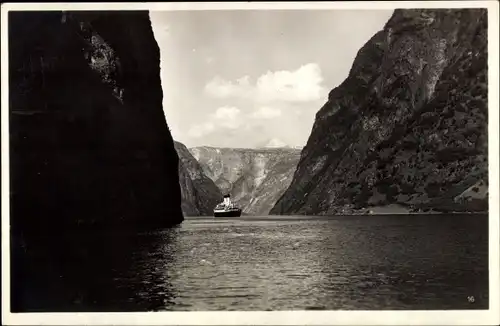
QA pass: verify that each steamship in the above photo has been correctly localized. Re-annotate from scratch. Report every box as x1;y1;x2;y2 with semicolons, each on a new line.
213;194;242;218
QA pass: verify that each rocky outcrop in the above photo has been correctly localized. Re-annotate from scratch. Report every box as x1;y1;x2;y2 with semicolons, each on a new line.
9;11;183;232
271;9;488;215
175;141;222;216
190;147;301;215
9;11;183;311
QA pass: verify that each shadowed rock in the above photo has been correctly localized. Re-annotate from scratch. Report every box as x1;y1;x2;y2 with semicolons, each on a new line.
175;141;222;216
9;10;183;311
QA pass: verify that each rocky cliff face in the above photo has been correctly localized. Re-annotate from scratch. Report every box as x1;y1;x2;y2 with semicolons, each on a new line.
190;147;301;215
9;11;183;311
9;11;183;232
271;9;488;215
175;141;222;216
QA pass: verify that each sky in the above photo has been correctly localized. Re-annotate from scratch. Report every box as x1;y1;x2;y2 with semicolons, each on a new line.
150;9;394;149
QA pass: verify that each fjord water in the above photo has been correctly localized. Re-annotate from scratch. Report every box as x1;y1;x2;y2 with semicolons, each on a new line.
15;214;488;311
151;214;488;311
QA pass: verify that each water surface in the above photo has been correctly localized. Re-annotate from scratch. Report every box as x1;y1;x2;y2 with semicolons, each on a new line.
13;214;489;311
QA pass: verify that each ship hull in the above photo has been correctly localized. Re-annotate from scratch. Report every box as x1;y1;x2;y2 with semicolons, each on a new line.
213;209;242;218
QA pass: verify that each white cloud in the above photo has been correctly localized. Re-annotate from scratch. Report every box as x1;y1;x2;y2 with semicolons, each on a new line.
204;63;326;103
212;106;241;129
188;106;242;138
204;76;251;99
187;121;215;138
251;106;282;119
212;106;240;120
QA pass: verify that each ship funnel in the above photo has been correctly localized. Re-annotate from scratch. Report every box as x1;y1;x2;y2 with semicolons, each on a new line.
223;194;231;206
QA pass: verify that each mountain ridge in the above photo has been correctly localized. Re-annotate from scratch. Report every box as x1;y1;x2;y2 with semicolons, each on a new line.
271;9;488;215
175;141;222;216
190;146;301;215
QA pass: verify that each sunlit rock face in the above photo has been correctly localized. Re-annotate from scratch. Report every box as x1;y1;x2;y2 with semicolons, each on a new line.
271;9;488;215
175;141;222;216
190;147;302;215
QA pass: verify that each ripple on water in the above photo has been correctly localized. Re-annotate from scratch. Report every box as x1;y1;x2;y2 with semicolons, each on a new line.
80;215;489;311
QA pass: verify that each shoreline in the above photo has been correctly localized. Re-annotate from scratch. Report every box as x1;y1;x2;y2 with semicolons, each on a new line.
185;211;489;219
185;203;488;219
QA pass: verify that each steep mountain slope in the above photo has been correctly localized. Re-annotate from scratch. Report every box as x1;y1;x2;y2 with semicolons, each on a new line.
271;9;488;215
190;147;301;215
10;11;184;232
9;11;183;311
175;141;222;216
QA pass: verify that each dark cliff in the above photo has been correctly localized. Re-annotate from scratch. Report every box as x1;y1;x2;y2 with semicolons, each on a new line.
9;11;183;311
175;141;222;216
9;11;184;232
191;147;301;215
271;9;488;215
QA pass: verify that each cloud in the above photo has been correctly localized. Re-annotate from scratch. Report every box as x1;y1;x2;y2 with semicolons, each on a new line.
204;63;326;103
251;106;282;119
204;76;250;99
187;121;215;138
212;106;241;129
188;106;242;138
213;106;240;120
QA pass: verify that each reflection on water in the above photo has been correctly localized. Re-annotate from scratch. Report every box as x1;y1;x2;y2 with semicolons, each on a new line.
11;229;179;312
12;214;488;311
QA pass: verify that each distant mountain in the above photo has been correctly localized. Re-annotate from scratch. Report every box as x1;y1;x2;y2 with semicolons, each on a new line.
175;142;222;216
261;138;288;148
189;146;301;215
271;9;488;215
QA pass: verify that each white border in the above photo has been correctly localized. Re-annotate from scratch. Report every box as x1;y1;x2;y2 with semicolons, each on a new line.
1;1;499;325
